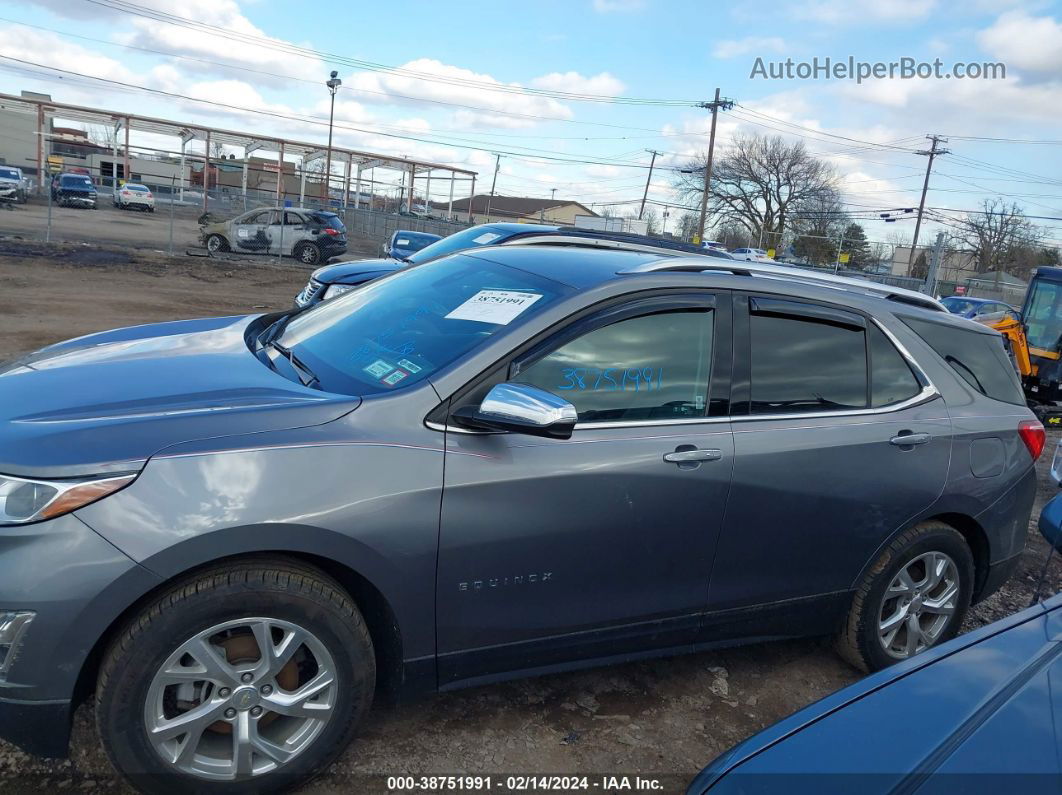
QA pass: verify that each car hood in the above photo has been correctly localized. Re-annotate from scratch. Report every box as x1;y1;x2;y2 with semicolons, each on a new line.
313;258;405;285
0;315;360;478
691;594;1062;793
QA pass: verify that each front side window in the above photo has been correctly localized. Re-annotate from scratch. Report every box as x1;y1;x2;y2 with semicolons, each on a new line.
749;301;867;414
516;309;714;423
241;210;271;225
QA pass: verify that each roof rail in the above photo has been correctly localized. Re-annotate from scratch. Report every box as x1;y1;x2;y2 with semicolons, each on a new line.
618;258;945;313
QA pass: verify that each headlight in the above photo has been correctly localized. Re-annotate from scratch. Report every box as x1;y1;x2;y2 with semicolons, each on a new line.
323;284;358;300
0;473;135;526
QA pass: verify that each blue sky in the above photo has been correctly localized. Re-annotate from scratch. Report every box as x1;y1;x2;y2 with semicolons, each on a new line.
0;0;1059;246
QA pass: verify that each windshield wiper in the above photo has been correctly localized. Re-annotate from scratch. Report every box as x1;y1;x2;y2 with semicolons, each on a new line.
267;341;320;388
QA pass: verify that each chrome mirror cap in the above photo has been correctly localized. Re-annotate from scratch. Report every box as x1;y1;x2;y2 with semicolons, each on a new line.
456;383;577;439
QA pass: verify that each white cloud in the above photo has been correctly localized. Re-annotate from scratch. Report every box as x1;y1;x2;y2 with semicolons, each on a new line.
591;0;645;12
344;58;573;129
978;11;1062;73
531;71;626;96
793;0;936;25
712;37;786;59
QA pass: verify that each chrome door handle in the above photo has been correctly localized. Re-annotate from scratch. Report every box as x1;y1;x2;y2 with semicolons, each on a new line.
890;432;931;447
663;448;723;463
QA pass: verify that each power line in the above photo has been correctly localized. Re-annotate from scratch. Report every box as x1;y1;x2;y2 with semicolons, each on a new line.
0;56;664;171
80;0;700;107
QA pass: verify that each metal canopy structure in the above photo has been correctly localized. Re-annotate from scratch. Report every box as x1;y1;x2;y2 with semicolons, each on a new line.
0;92;478;218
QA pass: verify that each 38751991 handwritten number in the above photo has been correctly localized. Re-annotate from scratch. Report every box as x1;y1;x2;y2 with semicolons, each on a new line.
556;367;664;392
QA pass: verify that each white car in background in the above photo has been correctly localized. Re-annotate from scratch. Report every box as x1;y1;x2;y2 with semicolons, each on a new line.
113;182;155;212
731;247;777;263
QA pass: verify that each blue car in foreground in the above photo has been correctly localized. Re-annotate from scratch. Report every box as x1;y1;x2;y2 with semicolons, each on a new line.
690;492;1062;794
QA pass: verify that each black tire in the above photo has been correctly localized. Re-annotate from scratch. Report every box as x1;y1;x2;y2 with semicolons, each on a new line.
96;558;375;795
206;234;229;254
294;242;321;266
837;521;974;673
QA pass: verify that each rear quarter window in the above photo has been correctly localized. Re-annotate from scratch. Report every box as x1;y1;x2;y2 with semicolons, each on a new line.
901;316;1025;405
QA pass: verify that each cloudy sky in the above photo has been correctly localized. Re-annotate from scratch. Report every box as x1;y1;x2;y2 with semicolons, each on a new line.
0;0;1059;245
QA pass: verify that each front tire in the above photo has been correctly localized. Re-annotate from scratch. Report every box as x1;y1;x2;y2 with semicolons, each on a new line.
206;234;229;254
837;521;974;673
96;558;375;794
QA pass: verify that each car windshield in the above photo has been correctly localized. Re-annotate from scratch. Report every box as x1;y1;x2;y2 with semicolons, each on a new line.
277;253;570;396
406;225;522;265
311;212;345;232
393;232;439;252
0;168;19;180
941;297;977;315
61;175;93;188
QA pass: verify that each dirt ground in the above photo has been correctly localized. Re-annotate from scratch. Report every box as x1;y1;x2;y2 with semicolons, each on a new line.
0;241;1059;794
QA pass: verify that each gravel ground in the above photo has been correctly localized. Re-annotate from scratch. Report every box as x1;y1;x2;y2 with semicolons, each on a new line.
0;240;1059;794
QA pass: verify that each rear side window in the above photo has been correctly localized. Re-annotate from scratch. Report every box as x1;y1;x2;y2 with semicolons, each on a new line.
902;317;1024;405
749;301;867;414
869;324;921;407
312;212;345;231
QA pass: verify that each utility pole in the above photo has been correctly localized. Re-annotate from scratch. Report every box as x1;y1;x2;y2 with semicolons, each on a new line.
551;187;557;202
907;134;948;275
638;149;659;220
484;153;501;222
695;88;735;244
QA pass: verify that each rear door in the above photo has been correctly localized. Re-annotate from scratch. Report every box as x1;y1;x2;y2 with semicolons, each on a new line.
703;295;951;638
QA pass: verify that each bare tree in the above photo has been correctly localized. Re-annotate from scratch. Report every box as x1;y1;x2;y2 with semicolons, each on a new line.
956;198;1042;275
677;212;699;242
673;133;839;240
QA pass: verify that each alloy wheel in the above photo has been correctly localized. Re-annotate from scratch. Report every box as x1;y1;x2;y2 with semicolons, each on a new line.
877;551;960;659
143;617;337;781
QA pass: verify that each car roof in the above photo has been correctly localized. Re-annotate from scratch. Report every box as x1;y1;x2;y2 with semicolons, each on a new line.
457;245;947;313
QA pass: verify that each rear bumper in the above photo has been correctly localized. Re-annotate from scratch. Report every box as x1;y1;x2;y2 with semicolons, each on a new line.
0;697;72;757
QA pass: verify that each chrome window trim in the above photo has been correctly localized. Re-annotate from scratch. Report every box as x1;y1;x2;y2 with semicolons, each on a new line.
426;314;940;434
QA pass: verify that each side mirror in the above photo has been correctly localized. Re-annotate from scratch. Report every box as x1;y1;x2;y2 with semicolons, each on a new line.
453;383;577;439
1039;494;1062;553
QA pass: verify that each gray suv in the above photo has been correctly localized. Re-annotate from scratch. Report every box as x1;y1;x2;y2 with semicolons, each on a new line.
0;247;1042;792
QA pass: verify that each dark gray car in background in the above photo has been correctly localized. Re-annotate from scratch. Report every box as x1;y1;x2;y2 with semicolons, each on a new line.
0;247;1042;792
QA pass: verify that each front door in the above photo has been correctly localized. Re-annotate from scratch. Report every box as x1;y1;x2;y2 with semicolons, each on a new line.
704;295;951;640
436;292;734;686
232;209;273;252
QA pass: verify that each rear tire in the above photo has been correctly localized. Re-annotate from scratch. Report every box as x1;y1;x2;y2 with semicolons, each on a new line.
836;521;974;673
96;558;375;795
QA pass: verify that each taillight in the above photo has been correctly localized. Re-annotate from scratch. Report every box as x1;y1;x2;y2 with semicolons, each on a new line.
1019;419;1046;461
322;227;340;236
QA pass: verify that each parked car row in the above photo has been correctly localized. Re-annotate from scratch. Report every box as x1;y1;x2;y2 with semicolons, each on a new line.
0;231;1043;793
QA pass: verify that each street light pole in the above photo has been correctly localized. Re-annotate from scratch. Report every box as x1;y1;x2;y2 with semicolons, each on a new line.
323;70;342;207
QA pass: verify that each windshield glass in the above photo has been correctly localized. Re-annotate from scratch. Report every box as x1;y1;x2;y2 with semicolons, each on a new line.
941;297;977;315
406;225;525;264
393;232;439;252
1025;279;1062;351
0;168;19;180
278;253;570;396
61;175;93;188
